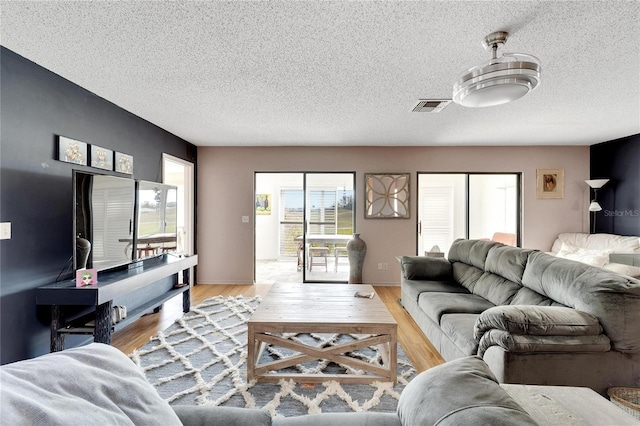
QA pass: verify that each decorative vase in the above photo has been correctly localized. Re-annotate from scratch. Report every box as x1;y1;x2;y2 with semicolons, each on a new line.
347;233;367;284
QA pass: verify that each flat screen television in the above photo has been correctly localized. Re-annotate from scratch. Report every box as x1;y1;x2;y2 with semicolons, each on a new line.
134;181;178;261
73;170;136;272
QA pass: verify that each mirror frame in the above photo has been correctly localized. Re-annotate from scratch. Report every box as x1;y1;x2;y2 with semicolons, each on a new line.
364;173;410;219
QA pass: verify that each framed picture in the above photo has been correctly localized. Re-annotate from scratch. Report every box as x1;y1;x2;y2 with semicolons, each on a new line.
115;152;133;174
255;194;271;215
75;268;98;287
90;145;114;171
364;173;410;218
536;168;564;199
58;136;87;166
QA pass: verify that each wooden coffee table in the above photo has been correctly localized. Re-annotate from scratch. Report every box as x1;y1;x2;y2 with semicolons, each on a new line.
247;283;398;384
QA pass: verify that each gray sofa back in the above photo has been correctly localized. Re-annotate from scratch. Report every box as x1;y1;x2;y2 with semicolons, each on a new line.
522;251;640;352
447;239;640;353
449;240;537;306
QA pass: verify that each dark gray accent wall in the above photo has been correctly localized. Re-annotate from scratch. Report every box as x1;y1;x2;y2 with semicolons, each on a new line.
590;134;640;236
0;47;197;363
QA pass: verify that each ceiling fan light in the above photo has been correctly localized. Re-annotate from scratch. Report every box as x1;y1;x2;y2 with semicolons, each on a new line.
452;32;541;108
454;77;533;107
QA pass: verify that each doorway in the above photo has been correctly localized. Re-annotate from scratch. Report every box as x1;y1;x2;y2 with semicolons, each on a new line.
255;172;355;283
417;173;521;256
162;153;195;257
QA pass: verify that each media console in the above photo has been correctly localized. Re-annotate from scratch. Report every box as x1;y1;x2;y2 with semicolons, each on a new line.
37;254;198;352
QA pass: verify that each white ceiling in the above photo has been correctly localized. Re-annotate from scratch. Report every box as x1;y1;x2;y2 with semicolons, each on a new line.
1;1;639;147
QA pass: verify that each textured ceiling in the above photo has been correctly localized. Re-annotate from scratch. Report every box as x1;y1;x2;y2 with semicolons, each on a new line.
1;1;639;147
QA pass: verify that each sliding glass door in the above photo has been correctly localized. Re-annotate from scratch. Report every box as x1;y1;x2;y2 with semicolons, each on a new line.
417;173;521;256
255;172;355;283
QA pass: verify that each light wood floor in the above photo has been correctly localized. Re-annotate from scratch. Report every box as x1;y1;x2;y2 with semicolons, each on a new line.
111;284;444;373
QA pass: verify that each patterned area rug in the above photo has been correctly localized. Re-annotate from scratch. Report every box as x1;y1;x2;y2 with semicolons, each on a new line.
130;295;416;418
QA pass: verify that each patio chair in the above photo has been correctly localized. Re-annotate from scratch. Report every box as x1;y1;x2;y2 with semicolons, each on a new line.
334;246;348;272
308;246;329;272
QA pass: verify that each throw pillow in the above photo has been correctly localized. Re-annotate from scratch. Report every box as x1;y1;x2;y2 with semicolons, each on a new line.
604;262;640;279
556;243;613;268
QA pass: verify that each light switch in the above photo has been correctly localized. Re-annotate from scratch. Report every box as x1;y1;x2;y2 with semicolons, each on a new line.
242;216;250;223
0;222;11;240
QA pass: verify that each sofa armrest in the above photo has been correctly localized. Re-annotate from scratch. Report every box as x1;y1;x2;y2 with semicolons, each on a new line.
477;329;611;358
396;356;537;426
400;256;452;280
474;306;611;358
172;406;272;426
0;343;183;426
474;305;603;340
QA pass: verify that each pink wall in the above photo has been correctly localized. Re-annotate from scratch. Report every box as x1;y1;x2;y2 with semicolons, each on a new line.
197;145;590;284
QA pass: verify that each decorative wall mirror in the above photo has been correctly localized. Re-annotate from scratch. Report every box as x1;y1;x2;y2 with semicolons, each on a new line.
364;173;410;219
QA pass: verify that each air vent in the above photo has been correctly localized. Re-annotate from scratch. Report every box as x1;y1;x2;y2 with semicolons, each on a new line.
412;99;452;113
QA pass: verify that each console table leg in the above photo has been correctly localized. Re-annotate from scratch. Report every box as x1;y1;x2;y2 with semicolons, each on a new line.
183;289;191;312
182;267;191;313
51;305;65;352
94;301;113;344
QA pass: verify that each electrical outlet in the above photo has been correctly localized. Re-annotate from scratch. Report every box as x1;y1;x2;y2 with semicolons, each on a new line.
383;263;388;270
242;216;249;223
0;222;11;240
377;263;383;270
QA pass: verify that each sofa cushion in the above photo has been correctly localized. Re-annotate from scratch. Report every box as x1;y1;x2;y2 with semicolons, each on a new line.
397;356;537;426
448;238;500;270
273;412;401;426
485;245;533;285
471;272;522;306
455;246;534;306
402;279;469;305
401;256;452;280
0;343;182;426
440;314;479;356
523;251;640;352
174;406;272;426
451;262;485;292
418;292;495;324
510;286;564;306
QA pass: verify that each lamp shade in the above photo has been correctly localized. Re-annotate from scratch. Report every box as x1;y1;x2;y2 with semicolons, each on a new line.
585;179;609;189
589;201;602;212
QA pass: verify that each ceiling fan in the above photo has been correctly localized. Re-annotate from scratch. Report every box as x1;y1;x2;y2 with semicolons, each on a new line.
452;31;542;108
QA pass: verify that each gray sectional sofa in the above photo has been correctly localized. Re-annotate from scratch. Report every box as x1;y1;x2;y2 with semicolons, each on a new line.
400;238;640;395
2;343;636;425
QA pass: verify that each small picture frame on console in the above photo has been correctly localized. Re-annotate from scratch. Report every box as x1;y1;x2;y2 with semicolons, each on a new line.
75;268;98;287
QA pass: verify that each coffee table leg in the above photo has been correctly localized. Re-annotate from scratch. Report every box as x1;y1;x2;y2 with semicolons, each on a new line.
389;330;397;383
377;341;390;367
376;340;396;383
247;324;255;381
